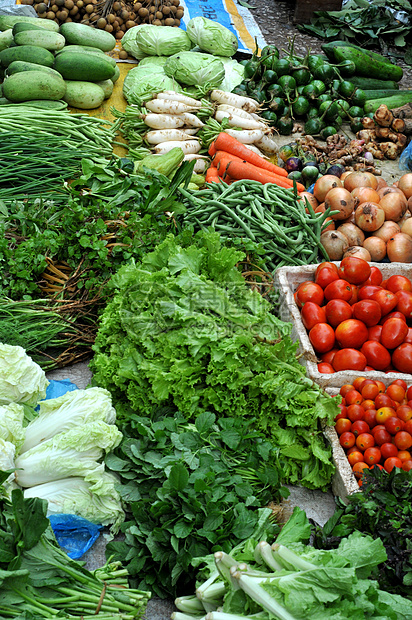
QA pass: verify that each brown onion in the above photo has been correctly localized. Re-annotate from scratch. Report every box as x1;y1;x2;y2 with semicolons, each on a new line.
355;202;385;232
344;171;378;192
401;217;412;238
387;232;412;263
340;171;351;183
340;211;356;225
398;173;412;199
320;230;349;261
372;220;400;242
322;217;335;232
325;187;355;220
379;191;407;222
351;186;380;207
398;209;412;228
362;236;387;261
337;222;365;247
299;192;318;212
313;175;343;203
343;245;372;261
315;202;326;214
377;185;405;200
376;177;388;191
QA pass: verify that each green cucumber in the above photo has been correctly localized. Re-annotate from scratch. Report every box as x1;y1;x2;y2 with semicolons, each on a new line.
6;60;63;79
0;45;54;68
363;89;411;101
349;76;399;90
95;78;114;99
53;51;115;81
12;22;48;35
2;70;66;102
0;16;59;32
59;22;116;52
14;30;66;52
63;80;105;109
110;63;120;83
333;46;403;82
56;47;116;67
0;28;13;52
364;92;412;113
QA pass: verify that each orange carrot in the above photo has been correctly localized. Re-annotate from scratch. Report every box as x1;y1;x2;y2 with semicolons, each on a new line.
212;150;244;167
223;159;304;192
214;132;288;177
208;140;217;156
205;166;223;184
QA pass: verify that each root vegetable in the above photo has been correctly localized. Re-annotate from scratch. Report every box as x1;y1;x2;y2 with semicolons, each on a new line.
379;191;407;222
157;91;201;107
242;143;269;158
176;113;204;128
153;140;201;155
253;132;279;154
325;187;355;221
351;186;380;206
320;229;349;261
372;220;400;242
343;246;372;261
378;141;403;159
344;171;378;192
217;104;258;121
398;173;412;199
362;236;386;261
337;222;365;246
387;232;412;263
313;175;343;203
355;202;385;232
215;110;266;130
141;114;185;129
223;128;265;144
145;99;198;115
374;104;394;127
210;89;260;113
145;129;199;144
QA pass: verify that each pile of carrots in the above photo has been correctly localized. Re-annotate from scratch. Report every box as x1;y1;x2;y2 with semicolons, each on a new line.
206;133;305;193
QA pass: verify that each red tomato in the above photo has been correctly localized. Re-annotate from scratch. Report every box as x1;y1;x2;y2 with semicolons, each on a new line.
321;348;339;364
372;289;398;316
358;285;383;301
395;290;412;319
376;406;397;424
373;428;392;446
394;431;412;450
386;274;412;294
402;460;412;471
367;325;382;343
315;261;339;276
375;394;395;410
300;302;327;331
361;381;379;401
335;319;369;349
380;317;408;350
348;284;359;306
345;389;363;405
362;399;376;411
348;450;365;467
335;418;352;434
360;341;391;371
335;403;348;420
353;377;367;391
380;443;398;459
384;457;403;473
356;432;375;451
363;409;378;429
352;299;381;327
351;420;370;437
340;384;355;397
317;362;335;373
392;343;412;374
309;323;335;354
332;349;367;372
371;424;386;436
296;281;324;309
398;450;412;461
407;385;412;401
376;380;386;393
363;446;381;466
347;404;365;422
325;299;353;328
384;416;403;435
396;405;412;422
379;311;406;325
353;462;369;479
315;268;339;289
324;279;353;302
403;328;412;344
404;420;412;435
340;431;356;449
338;256;371;284
360;266;383;287
386;383;406;403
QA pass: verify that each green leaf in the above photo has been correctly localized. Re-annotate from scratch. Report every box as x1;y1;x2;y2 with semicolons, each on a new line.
168;463;189;492
195;411;216;434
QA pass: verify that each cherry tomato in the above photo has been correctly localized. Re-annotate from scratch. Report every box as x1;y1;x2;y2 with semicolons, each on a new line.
380;317;408;350
324;279;353;302
347;404;365;422
338;256;371;284
392;343;412;374
335;319;368;349
384;456;403;473
352;299;381;327
361;381;379;401
353;461;369;479
386;274;412;294
394;430;412;451
356;432;375;451
363;409;377;429
384;416;403;435
402;460;412;471
367;325;382;343
325;299;353;328
379;311;406;325
353;377;367;391
309;323;335;354
404;420;412;435
407;386;412;401
332;349;367;372
351;420;370;437
347;450;365;467
335;418;352;434
315;268;339;289
386;383;406;403
315;261;339;276
360;341;391;371
376;380;386;393
345;389;363;405
340;431;356;449
360;266;383;287
358;285;383;301
373;428;391;446
372;289;398;316
362;399;376;411
317;362;335;373
396;404;412;423
363;446;381;466
300;302;327;331
296;281;324;308
398;450;412;461
381;443;399;460
340;384;355;397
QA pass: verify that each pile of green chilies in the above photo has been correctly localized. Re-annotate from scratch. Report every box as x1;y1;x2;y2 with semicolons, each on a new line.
179;179;336;271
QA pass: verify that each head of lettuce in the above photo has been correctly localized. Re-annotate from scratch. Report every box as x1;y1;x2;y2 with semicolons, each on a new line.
187;16;238;57
164;51;225;88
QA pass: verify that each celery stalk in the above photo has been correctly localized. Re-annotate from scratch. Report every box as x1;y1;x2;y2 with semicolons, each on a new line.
175;595;206;613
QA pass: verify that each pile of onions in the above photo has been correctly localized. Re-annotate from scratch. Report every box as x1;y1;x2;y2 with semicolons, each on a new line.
387;232;412;263
320;230;349;261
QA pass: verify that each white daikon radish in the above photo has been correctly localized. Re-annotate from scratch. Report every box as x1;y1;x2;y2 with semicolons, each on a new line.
157;91;202;107
243;143;269;158
154;140;201;155
216;104;257;121
176;112;204;128
210;89;260;113
215;110;265;130
254;133;279;155
181;128;199;135
145;129;199;144
222;128;265;144
141;114;185;129
183;154;209;173
145;99;198;115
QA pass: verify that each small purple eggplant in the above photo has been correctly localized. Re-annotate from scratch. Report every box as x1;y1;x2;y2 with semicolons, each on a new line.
285;156;303;172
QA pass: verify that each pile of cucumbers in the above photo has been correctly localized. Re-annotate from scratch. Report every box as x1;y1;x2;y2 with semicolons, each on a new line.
0;16;120;109
234;40;409;137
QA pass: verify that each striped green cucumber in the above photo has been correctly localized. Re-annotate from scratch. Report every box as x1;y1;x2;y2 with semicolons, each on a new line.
349;76;399;90
364;92;412;113
2;71;66;102
363;89;412;101
333;46;403;82
59;22;115;52
54;51;115;81
0;15;59;32
6;60;63;79
63;81;105;109
56;46;116;67
12;22;48;35
0;45;54;68
0;28;13;52
14;30;66;52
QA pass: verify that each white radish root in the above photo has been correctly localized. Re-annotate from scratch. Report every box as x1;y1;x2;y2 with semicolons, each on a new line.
216;104;257;121
222;128;265;144
183;154;210;173
210;89;260;113
156;91;202;107
176;112;204;128
154;140;201;155
145;99;199;115
180;128;199;135
141;114;185;129
254;132;279;154
145;129;199;144
214;110;266;130
243;143;269;158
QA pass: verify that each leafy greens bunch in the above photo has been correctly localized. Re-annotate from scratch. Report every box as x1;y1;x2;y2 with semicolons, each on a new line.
0;478;151;619
313;466;412;600
91;230;339;490
104;410;287;598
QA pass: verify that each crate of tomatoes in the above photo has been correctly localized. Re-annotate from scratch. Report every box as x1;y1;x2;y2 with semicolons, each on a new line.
331;376;412;493
274;256;412;391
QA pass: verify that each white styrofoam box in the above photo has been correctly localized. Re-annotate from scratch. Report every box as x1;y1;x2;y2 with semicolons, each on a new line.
274;262;412;391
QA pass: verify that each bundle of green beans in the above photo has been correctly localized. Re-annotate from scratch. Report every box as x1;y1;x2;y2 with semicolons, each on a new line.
179;180;337;271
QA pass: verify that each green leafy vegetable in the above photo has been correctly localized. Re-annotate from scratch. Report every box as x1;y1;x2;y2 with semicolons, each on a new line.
186;17;238;57
164;51;226;88
0;343;48;406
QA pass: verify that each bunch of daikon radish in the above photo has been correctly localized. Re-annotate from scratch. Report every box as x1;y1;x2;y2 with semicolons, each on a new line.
139;89;279;173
